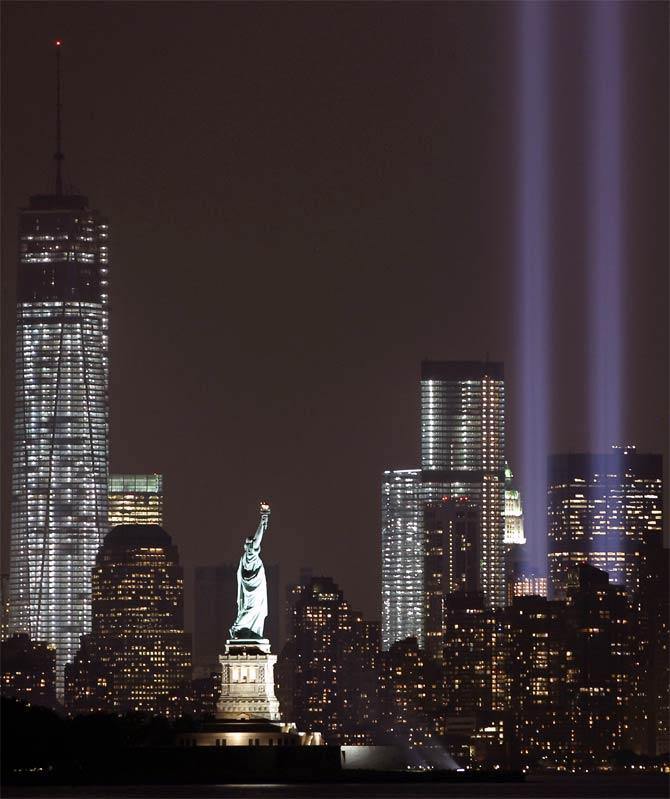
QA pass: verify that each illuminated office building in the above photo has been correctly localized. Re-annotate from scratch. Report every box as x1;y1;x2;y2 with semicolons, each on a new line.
108;474;163;526
379;636;442;746
381;469;423;648
424;498;481;659
65;525;191;716
421;361;506;607
509;575;547;601
565;565;636;770
506;595;571;770
638;552;670;756
547;448;663;599
9;192;110;695
442;592;506;717
277;577;379;745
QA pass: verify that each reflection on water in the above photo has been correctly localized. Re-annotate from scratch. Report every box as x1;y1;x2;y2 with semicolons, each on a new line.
3;775;670;799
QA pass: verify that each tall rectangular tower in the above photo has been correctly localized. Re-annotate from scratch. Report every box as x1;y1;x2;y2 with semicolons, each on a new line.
381;469;423;649
424;498;481;659
9;192;110;692
420;361;506;607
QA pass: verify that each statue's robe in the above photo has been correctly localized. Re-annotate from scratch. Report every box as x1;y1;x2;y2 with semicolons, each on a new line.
230;543;267;639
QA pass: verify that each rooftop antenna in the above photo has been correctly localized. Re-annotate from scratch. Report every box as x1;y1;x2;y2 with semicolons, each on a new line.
54;39;64;195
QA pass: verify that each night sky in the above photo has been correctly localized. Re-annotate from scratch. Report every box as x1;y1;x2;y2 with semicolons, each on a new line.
2;2;667;633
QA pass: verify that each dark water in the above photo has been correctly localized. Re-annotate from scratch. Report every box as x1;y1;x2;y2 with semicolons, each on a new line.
3;775;669;799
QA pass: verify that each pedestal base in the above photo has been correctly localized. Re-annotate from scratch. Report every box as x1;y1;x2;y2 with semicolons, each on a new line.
216;639;280;721
225;637;271;655
177;719;324;747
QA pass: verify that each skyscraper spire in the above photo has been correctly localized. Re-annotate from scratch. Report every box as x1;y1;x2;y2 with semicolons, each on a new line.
55;40;64;195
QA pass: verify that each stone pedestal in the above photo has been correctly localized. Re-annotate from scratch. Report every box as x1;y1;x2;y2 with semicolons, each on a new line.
216;639;280;721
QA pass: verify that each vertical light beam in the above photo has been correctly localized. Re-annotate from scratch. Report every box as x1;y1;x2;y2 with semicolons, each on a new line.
589;2;623;453
518;2;550;575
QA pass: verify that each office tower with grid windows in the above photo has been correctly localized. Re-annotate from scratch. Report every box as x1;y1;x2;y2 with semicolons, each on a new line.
108;474;163;527
441;592;506;717
9;192;110;694
379;636;442;747
421;361;506;607
424;497;481;659
381;469;423;649
64;524;191;716
276;576;379;745
506;595;571;770
565;564;636;770
547;447;663;600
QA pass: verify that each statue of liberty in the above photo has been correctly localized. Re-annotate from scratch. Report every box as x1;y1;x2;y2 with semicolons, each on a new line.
229;503;270;640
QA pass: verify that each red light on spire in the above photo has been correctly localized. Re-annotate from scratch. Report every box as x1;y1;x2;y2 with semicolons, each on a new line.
55;39;62;47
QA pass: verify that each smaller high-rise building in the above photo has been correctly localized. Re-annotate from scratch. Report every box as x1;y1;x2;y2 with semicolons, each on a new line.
424;498;481;659
352;617;382;741
442;592;506;717
506;595;571;770
565;564;636;770
379;637;442;747
65;524;191;716
640;551;670;757
277;576;379;745
547;448;662;599
108;474;163;527
1;633;56;709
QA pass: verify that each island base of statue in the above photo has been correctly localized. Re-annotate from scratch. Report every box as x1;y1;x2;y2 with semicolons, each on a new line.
177;638;322;747
216;639;280;721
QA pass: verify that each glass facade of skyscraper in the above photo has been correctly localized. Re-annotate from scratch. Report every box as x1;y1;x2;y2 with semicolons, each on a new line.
109;474;164;527
420;361;506;607
547;448;663;599
381;469;423;649
9;194;110;693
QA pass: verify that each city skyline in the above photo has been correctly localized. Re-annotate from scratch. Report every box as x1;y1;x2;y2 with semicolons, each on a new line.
1;2;667;626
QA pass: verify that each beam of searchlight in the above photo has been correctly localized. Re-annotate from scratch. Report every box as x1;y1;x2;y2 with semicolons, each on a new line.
518;1;551;576
588;1;624;455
